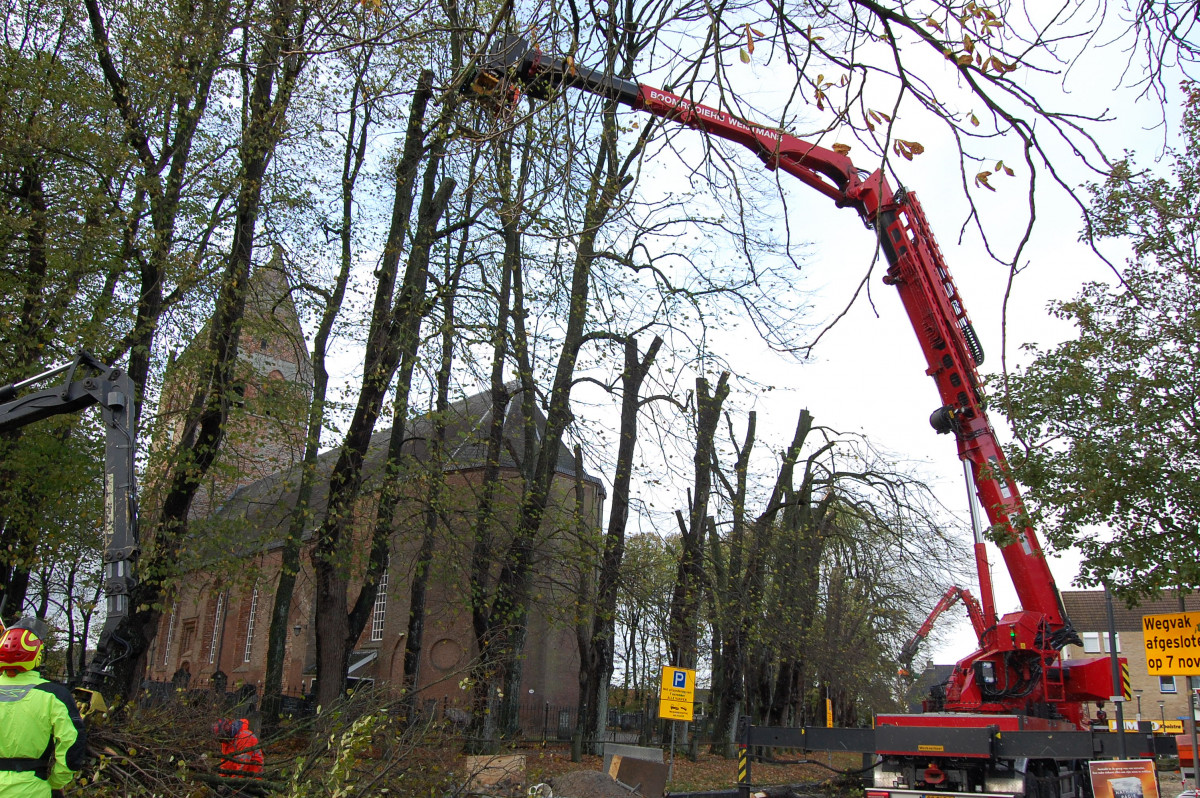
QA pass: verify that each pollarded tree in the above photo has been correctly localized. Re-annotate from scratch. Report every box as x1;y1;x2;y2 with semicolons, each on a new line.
705;406;967;738
668;373;730;671
1002;84;1200;601
573;334;662;750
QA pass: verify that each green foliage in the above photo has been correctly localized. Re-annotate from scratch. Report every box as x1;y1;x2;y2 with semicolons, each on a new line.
0;30;133;340
1003;83;1200;601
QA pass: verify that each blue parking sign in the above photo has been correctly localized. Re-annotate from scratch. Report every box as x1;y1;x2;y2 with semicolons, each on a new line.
659;666;696;721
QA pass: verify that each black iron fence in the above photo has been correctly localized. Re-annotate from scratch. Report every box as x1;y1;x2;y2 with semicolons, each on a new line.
138;677;310;716
413;695;663;744
133;679;716;749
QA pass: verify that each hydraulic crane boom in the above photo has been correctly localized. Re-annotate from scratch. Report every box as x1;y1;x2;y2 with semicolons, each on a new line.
470;35;1118;726
0;351;138;697
898;585;987;673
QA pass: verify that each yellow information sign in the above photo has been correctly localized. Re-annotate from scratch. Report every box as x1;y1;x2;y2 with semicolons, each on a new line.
659;666;696;722
1106;719;1185;733
1142;612;1200;675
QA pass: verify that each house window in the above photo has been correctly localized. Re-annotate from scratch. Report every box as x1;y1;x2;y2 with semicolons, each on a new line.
163;601;178;666
1160;676;1177;693
208;592;226;665
1081;632;1120;653
1189;675;1200;691
243;588;258;663
371;562;389;642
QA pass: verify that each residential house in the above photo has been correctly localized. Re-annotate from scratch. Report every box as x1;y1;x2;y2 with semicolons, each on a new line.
1060;588;1200;731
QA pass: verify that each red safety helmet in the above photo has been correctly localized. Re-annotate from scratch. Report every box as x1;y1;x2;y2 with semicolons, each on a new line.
0;617;48;676
212;718;240;739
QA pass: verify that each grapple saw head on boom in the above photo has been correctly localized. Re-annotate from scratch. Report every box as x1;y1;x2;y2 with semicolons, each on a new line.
468;34;642;107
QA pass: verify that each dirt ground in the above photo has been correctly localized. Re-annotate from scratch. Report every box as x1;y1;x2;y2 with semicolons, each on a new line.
1157;767;1187;797
520;748;1194;797
520;748;867;794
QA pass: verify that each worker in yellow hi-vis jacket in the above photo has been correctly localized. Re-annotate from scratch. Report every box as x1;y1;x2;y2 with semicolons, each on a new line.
0;618;86;798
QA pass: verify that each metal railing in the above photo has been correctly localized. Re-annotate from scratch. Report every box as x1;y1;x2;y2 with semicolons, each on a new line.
133;681;719;750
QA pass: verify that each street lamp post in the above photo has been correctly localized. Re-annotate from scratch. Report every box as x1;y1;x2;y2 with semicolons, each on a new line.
1104;583;1129;758
1190;688;1200;792
1135;690;1143;722
1160;700;1167;732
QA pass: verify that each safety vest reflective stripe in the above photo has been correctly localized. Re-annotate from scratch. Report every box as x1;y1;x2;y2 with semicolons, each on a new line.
0;756;49;773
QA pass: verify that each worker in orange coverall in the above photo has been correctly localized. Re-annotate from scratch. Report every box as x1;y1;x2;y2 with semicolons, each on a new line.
212;718;263;778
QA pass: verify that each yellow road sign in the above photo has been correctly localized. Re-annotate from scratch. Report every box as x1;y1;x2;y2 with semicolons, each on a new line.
1121;662;1132;699
1142;612;1200;675
659;666;696;721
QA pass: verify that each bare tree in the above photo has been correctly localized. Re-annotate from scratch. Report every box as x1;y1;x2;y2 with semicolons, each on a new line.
668;373;730;669
309;65;457;707
574;335;662;750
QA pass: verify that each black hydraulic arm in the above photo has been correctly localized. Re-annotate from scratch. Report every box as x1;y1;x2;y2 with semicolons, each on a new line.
0;351;138;690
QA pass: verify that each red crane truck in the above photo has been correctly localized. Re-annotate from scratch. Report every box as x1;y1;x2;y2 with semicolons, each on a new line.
468;35;1138;798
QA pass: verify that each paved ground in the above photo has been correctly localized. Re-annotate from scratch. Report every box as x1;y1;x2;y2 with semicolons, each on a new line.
1157;768;1186;797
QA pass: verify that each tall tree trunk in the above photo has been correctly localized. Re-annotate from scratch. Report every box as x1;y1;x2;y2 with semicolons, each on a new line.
464;126;526;751
709;411;755;752
473;134;636;743
311;71;456;705
578;335;661;752
109;0;307;697
0;163;51;621
259;50;368;728
465;14;657;748
668;373;729;668
399;236;464;722
343;156;453;654
341;0;471;673
306;71;431;709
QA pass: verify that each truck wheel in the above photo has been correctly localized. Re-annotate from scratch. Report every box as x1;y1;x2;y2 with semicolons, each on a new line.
1025;761;1061;798
1073;762;1093;798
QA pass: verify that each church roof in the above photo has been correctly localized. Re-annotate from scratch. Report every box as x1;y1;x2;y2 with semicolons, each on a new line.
205;385;605;545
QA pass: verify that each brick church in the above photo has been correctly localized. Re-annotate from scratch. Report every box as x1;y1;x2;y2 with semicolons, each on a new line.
144;258;602;712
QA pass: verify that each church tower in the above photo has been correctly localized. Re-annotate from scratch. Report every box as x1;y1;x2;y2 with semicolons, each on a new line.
153;251;313;516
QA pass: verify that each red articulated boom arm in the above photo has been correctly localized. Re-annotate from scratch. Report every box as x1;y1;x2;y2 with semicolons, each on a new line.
898;585;987;673
470;35;1118;725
